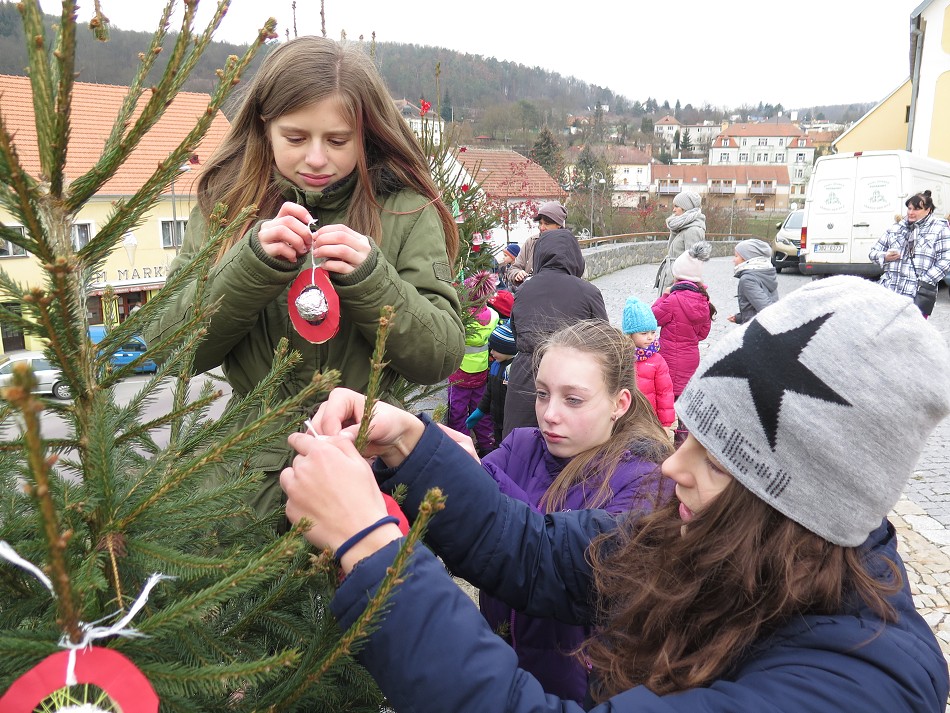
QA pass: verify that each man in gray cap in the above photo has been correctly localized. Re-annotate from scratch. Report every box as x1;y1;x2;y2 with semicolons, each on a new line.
508;200;568;289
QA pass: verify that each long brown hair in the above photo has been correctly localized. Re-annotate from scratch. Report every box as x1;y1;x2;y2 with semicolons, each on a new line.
198;36;458;262
585;479;900;700
533;320;672;512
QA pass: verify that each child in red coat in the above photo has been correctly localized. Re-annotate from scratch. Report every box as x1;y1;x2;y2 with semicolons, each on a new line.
652;241;715;398
621;297;675;429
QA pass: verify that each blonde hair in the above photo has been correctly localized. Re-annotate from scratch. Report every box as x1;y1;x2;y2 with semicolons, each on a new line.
533;320;671;512
198;36;458;262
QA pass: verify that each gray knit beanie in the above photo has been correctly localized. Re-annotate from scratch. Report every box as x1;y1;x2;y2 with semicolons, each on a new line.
672;191;701;211
735;238;772;260
677;276;950;547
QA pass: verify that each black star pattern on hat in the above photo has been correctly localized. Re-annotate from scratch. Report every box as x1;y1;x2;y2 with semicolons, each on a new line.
702;313;851;449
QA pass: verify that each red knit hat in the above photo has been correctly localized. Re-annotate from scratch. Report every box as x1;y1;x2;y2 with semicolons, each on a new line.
488;289;514;318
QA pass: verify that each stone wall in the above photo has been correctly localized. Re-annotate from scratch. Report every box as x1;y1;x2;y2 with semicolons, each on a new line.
581;239;738;281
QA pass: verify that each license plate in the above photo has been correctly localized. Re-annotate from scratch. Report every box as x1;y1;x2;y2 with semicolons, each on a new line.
813;244;844;254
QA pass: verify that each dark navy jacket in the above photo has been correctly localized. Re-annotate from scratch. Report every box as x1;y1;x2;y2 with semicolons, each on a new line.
331;418;950;713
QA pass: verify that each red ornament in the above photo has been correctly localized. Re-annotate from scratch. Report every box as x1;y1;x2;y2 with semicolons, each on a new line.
288;268;341;344
0;647;159;712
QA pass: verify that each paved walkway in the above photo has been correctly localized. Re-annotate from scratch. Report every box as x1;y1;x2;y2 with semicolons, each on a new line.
589;259;950;705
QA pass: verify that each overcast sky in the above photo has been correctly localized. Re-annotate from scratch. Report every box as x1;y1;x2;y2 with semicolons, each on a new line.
42;0;916;109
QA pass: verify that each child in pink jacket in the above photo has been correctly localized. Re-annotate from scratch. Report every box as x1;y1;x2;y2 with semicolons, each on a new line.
652;241;715;398
621;297;675;429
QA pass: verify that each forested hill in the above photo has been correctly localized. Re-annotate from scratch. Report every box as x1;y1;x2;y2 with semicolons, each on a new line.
0;1;616;116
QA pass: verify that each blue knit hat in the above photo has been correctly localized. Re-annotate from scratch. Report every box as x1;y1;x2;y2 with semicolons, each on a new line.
488;322;517;355
622;297;658;334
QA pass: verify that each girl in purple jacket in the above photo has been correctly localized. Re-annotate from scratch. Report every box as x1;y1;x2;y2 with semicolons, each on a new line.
479;319;672;702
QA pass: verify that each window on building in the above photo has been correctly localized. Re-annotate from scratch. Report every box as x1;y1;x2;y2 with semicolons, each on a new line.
719;153;730;163
742;138;747;146
757;138;768;146
161;219;188;249
739;152;749;162
755;198;766;211
71;223;92;250
795;152;806;163
795;168;804;179
776;153;785;162
0;226;28;257
778;138;785;146
798;139;806;147
721;138;729;146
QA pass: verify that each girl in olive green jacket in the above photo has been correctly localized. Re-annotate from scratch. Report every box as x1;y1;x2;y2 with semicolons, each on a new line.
146;36;464;519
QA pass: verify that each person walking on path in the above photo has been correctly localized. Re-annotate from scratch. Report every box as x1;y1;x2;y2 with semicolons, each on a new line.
621;298;675;431
508;201;568;289
281;275;950;713
652;241;715;398
728;238;778;324
503;231;607;437
655;190;706;294
447;271;501;456
466;321;517;449
869;190;950;318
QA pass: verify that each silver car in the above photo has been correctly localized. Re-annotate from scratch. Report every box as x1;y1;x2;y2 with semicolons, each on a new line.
0;350;70;399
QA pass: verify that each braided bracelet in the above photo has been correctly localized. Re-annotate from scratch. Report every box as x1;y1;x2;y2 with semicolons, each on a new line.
334;515;401;563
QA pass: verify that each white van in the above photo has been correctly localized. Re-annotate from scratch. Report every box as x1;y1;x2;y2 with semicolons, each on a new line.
801;150;950;277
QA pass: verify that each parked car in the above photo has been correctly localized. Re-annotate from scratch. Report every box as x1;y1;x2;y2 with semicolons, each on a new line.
0;351;70;399
772;209;803;273
88;324;157;374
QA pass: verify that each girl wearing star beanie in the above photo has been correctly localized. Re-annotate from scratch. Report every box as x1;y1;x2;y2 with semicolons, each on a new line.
281;276;950;713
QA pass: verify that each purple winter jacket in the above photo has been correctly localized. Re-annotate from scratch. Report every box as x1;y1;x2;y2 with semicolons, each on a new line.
478;427;667;703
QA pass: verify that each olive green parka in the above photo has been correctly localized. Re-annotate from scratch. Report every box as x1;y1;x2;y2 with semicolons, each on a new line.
146;174;464;515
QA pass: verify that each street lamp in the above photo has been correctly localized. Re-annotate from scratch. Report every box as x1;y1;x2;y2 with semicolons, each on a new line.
589;171;606;238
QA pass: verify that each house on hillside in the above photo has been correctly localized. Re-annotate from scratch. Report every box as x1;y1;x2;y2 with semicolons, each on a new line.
834;0;950;163
564;145;655;208
653;164;792;214
653;115;681;144
452;147;564;245
0;74;230;352
708;122;814;204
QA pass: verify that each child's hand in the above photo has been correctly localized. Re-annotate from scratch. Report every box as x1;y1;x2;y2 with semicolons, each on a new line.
437;424;480;462
258;202;314;261
311;224;373;275
727;315;737;323
308;387;424;467
281;433;401;571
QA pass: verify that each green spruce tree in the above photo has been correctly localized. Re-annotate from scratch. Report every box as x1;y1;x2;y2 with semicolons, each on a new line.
529;127;565;185
0;3;440;710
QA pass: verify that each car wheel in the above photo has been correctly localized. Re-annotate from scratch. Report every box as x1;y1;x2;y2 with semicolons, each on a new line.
52;381;71;399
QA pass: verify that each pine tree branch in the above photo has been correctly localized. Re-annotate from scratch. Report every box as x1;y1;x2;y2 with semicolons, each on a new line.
354;305;394;453
17;1;56;184
46;0;79;198
1;366;82;643
0;114;42;255
270;487;446;710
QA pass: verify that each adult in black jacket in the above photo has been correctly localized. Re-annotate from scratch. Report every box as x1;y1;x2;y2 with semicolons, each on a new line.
502;230;608;437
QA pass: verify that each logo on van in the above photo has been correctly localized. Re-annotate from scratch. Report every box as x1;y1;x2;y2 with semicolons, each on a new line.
819;182;845;212
862;180;892;210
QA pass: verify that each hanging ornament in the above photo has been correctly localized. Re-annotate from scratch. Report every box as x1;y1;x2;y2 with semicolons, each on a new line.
0;647;158;713
288;218;341;344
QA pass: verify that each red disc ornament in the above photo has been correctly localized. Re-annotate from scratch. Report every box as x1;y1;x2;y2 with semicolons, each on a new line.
0;647;159;712
288;267;340;344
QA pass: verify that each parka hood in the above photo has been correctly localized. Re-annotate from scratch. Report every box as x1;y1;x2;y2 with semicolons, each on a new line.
532;229;585;277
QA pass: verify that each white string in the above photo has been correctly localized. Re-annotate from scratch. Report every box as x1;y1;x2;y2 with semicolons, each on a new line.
60;573;174;685
0;540;54;593
0;541;173;689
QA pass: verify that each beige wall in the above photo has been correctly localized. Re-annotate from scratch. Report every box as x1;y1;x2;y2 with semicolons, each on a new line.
0;194;193;352
835;81;911;154
932;71;950;162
